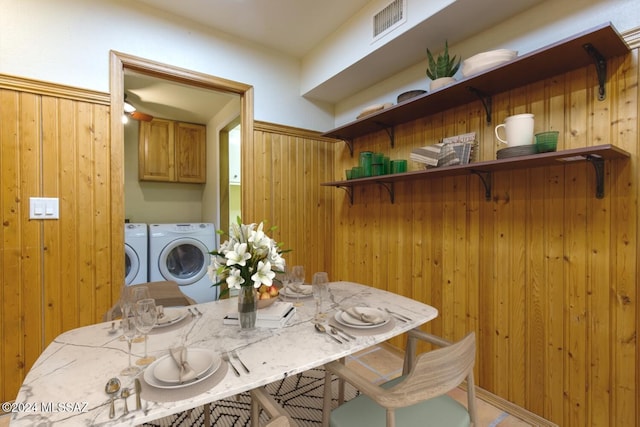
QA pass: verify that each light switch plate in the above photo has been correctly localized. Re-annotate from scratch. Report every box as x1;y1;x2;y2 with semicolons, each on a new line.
29;197;59;219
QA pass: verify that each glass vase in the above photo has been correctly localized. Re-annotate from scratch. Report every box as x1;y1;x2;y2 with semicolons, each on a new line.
238;286;258;329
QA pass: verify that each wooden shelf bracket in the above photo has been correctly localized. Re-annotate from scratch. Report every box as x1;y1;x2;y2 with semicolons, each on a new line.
583;43;607;101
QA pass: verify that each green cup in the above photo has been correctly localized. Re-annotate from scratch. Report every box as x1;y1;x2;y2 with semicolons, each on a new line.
372;164;383;176
383;156;390;174
391;159;407;173
351;166;364;179
345;169;353;180
359;151;373;177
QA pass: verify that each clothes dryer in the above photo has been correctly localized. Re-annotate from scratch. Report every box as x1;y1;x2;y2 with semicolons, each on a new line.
148;223;218;303
124;223;148;286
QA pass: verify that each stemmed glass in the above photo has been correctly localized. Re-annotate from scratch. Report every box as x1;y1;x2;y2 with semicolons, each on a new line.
134;298;158;366
290;265;305;307
127;286;150;343
120;303;141;376
312;272;329;322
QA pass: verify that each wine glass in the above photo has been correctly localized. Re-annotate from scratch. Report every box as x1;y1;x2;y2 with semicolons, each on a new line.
290;265;305;307
126;286;150;343
312;272;329;322
120;303;141;376
134;298;158;366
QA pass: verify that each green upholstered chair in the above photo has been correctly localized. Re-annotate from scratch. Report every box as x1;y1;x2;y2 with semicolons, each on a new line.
322;330;477;427
250;386;298;427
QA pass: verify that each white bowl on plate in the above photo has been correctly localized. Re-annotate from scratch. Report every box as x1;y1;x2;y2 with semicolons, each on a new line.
462;49;517;77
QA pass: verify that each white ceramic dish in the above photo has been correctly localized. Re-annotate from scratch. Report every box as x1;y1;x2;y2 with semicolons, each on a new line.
145;349;220;388
282;285;313;298
335;308;390;329
462;49;517;77
154;308;188;328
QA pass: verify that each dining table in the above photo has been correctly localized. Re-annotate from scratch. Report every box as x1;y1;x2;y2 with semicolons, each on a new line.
9;281;438;426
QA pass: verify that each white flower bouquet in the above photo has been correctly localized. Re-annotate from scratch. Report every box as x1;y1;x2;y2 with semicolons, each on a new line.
208;218;288;296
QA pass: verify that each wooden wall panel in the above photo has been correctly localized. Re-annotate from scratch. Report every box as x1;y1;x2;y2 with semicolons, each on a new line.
246;122;335;281
330;50;638;426
0;77;112;405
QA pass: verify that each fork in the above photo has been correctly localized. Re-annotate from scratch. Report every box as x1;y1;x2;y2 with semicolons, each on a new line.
222;352;241;376
232;350;250;373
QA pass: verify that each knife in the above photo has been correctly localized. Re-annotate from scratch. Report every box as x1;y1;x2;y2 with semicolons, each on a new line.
134;378;142;411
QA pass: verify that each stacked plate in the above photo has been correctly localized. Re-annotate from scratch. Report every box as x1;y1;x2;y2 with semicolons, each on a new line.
281;284;313;299
496;145;538;159
462;49;517;78
144;349;221;389
334;307;390;329
154;308;189;328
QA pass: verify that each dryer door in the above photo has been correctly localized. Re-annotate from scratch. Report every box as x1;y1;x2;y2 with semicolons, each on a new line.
157;238;209;286
125;244;140;285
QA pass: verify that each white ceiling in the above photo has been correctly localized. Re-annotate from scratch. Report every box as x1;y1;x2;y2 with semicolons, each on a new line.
130;0;372;58
124;0;544;122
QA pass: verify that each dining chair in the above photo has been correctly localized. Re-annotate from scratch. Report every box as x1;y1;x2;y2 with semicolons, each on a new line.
322;330;477;427
250;386;298;427
103;281;197;321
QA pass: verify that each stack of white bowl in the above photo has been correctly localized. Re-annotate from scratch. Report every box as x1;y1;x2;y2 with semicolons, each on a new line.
461;49;518;78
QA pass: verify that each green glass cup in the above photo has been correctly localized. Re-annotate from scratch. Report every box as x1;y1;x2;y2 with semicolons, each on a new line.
391;159;407;173
345;169;353;180
351;166;364;179
359;151;373;177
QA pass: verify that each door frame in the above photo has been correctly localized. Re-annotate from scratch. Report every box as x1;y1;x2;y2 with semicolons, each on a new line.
109;51;253;299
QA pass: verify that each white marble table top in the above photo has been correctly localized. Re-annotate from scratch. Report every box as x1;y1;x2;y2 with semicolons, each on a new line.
10;281;437;426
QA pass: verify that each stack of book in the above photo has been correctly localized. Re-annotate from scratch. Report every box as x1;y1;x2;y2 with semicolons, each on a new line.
223;301;295;328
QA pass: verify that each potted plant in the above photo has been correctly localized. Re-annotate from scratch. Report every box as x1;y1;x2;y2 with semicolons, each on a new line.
426;40;460;91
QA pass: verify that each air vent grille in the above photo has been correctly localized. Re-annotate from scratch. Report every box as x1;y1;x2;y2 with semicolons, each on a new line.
373;0;405;39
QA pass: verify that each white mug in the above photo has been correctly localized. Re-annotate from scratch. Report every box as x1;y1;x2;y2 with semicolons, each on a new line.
494;113;534;146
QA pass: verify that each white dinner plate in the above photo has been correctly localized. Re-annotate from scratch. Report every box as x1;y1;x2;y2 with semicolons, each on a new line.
335;308;390;329
282;285;313;298
145;349;220;388
154;308;188;328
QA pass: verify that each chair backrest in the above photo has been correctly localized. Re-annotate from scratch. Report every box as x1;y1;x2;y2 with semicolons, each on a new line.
103;281;197;321
376;331;476;414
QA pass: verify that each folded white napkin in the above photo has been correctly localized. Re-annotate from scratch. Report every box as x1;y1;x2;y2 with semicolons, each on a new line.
344;307;385;325
169;346;196;383
288;284;312;295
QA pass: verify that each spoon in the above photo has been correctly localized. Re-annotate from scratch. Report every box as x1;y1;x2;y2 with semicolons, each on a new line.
121;388;130;415
105;377;121;419
314;323;342;344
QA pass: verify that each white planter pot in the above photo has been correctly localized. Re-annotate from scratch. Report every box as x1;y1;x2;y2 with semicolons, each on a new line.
430;77;456;91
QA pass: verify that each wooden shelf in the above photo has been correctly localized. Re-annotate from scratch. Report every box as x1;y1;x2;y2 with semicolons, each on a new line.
322;23;629;152
321;145;630;204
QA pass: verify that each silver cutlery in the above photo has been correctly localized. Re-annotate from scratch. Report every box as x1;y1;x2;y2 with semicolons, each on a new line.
134;378;142;410
232;350;250;373
330;325;356;340
314;323;342;344
382;307;412;322
194;307;203;316
105;377;121;419
121;388;130;415
222;352;241;376
330;326;351;341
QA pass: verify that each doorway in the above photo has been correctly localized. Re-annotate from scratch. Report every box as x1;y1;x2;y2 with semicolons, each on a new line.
109;51;254;288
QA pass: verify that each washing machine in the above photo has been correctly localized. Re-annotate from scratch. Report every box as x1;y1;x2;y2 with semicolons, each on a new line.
125;223;148;286
148;223;218;303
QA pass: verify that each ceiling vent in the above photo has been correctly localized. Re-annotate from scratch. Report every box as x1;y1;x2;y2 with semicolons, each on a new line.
372;0;407;42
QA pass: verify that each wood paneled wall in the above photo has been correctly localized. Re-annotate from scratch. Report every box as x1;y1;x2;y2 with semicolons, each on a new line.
328;50;638;426
0;41;638;427
0;75;115;403
244;122;335;276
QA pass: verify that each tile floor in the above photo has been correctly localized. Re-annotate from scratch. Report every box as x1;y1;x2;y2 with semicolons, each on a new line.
344;343;557;427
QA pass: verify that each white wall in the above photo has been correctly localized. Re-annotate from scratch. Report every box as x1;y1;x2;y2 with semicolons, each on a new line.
0;0;334;131
333;0;640;126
